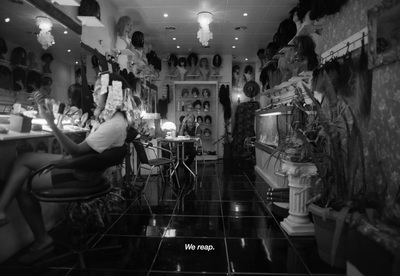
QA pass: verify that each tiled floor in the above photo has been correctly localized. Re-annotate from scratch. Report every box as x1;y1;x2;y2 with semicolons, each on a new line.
0;158;346;275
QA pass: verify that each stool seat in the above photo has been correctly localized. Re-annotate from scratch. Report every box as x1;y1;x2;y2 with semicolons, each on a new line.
31;178;112;202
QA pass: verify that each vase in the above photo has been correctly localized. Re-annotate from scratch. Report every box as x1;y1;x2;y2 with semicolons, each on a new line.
308;203;348;268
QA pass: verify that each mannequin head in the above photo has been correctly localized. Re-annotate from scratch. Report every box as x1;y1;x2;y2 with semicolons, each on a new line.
244;65;254;82
212;54;222;68
199;57;209;69
187;53;198;67
168;54;178;68
116;16;132;37
178;57;187;68
131;31;144;49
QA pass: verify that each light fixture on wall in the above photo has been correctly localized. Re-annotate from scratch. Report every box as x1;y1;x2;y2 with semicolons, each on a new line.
36;16;54;50
197;11;213;46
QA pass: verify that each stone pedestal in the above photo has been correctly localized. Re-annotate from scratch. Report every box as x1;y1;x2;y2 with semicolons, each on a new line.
280;160;317;236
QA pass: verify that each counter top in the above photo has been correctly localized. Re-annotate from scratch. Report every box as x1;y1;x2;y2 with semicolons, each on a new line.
0;124;87;141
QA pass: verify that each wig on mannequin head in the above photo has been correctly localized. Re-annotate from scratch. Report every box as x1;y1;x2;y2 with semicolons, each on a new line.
168;54;178;67
187;53;198;66
293;35;318;70
131;31;144;48
212;54;222;68
78;0;101;20
178;57;187;67
116;16;132;36
199;57;209;69
26;70;42;92
10;47;27;67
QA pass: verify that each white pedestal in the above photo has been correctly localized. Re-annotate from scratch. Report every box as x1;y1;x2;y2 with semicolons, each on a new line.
280;160;317;236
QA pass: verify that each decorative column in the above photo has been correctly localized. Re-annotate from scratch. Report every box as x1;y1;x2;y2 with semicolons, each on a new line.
280;160;317;236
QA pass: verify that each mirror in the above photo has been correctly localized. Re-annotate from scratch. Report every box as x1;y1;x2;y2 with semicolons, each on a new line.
0;0;82;108
368;0;400;69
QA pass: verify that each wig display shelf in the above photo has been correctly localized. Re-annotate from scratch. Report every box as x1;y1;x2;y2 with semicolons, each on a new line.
77;16;104;27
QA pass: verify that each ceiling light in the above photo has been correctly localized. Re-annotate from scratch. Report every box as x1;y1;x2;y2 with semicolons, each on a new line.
64;30;68;34
36;16;54;50
5;18;10;23
75;61;78;64
164;13;168;17
245;58;248;61
197;11;213;46
177;45;180;48
173;37;176;40
243;13;248;16
232;46;236;49
67;49;71;52
235;37;238;40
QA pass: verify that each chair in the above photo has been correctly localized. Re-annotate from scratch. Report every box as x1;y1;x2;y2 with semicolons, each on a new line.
194;137;205;175
131;140;179;214
26;144;127;269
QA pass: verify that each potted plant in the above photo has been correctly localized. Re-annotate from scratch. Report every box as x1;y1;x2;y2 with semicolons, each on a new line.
298;80;368;268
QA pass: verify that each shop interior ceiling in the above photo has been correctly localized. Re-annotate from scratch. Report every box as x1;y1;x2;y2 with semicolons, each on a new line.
0;0;298;66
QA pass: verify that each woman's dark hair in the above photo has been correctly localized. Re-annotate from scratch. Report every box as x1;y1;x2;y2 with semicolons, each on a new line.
212;54;222;67
168;54;178;67
10;47;27;66
187;53;198;66
131;31;144;48
68;83;82;108
41;53;54;62
78;0;101;20
178;57;187;67
179;115;185;123
204;115;212;124
266;42;280;60
26;70;42;93
203;100;210;109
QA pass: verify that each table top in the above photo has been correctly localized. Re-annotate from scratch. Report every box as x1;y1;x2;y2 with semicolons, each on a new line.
161;136;200;143
0;124;87;141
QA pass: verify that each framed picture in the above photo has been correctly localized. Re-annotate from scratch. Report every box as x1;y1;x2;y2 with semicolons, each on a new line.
367;0;400;69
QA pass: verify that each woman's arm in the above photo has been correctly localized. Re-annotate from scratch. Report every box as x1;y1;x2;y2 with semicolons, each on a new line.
39;102;92;156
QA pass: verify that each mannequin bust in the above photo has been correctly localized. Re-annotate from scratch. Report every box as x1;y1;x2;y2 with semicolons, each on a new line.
27;51;39;70
211;54;222;76
186;53;200;77
244;65;254;83
41;53;53;74
167;54;179;77
177;57;187;81
130;31;154;78
115;16;132;72
199;57;210;81
232;65;241;88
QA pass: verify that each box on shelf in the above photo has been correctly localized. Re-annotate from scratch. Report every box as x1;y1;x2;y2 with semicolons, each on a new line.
9;114;32;133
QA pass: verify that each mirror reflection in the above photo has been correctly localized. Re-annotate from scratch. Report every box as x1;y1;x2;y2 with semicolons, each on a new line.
0;0;82;112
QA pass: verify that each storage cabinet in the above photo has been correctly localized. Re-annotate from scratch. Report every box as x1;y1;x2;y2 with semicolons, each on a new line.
173;81;218;160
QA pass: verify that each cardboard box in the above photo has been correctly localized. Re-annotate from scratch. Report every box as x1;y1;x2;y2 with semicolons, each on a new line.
9;114;32;133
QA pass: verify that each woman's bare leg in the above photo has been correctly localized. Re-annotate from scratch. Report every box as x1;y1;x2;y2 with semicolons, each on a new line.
0;152;62;247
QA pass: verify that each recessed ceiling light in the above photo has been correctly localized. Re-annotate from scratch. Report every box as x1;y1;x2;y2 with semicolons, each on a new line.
243;13;248;16
177;45;180;48
67;49;71;52
235;37;238;40
52;41;55;44
232;46;236;49
245;58;248;61
5;18;10;23
172;37;176;40
164;13;168;17
75;61;78;64
64;30;68;34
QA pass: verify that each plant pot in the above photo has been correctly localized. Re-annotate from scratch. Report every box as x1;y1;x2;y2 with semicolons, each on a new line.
308;203;348;268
